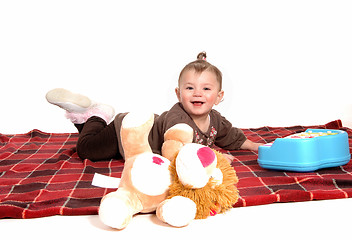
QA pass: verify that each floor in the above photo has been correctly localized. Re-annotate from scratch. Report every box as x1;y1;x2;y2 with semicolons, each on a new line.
2;198;351;239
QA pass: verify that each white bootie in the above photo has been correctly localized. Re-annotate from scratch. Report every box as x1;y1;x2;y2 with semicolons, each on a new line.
46;88;115;124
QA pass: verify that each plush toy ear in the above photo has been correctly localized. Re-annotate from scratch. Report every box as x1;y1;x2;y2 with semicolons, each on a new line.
164;123;193;143
162;123;193;160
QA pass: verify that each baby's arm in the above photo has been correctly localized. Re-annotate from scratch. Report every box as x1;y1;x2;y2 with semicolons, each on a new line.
240;139;263;151
223;139;262;164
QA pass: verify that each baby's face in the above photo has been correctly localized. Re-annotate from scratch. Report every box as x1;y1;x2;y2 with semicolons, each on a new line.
176;70;224;120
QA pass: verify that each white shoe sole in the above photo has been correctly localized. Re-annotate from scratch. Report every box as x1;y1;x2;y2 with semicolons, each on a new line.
46;88;92;113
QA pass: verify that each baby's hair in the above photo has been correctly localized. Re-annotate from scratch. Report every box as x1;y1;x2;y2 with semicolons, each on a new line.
197;51;207;60
178;52;223;90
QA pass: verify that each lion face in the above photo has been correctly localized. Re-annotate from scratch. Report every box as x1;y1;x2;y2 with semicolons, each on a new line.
168;145;239;219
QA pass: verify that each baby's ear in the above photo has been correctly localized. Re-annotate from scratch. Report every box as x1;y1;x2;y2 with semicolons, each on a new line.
175;87;181;102
215;90;224;105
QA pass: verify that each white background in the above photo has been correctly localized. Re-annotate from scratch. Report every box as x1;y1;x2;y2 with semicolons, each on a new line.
1;1;352;239
1;0;351;134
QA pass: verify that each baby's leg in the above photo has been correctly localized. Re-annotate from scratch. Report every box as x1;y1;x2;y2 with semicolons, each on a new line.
76;116;120;161
46;88;119;161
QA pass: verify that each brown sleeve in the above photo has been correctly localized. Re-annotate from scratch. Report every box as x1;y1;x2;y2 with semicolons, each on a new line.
214;114;247;150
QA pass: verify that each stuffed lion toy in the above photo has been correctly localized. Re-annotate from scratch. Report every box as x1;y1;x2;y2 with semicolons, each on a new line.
157;144;239;226
98;111;239;229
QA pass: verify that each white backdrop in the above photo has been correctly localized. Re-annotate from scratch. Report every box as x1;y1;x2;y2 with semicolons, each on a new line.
1;0;351;134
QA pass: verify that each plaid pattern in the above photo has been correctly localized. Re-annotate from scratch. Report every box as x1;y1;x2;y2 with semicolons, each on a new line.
1;120;351;219
0;130;123;218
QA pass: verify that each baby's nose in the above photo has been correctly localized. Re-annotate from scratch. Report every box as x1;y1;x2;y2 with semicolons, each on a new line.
193;89;202;96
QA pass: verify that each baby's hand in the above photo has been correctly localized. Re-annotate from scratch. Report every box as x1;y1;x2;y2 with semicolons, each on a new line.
240;140;264;151
222;153;235;164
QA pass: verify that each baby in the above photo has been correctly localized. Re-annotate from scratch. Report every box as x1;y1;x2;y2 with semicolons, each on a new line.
46;52;261;162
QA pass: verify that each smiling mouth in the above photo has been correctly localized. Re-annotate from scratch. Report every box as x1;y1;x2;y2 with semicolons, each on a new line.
191;101;204;106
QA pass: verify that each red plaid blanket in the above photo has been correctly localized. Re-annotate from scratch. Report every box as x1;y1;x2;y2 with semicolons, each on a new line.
1;120;351;219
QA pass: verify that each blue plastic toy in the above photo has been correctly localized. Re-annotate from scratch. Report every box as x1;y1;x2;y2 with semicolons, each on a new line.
258;129;351;172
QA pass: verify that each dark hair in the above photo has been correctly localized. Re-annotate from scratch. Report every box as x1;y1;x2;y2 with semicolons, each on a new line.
178;52;223;90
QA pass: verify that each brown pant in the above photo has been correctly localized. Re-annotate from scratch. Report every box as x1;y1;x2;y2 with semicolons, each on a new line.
75;116;121;161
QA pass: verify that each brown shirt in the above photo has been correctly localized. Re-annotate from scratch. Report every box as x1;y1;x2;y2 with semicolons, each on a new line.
114;103;247;158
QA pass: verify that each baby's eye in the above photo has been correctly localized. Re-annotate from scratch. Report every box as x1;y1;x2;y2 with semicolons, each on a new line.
204;87;211;91
186;87;193;90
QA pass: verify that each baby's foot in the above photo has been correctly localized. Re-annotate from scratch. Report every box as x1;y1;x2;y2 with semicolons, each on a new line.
46;88;115;124
46;88;92;113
